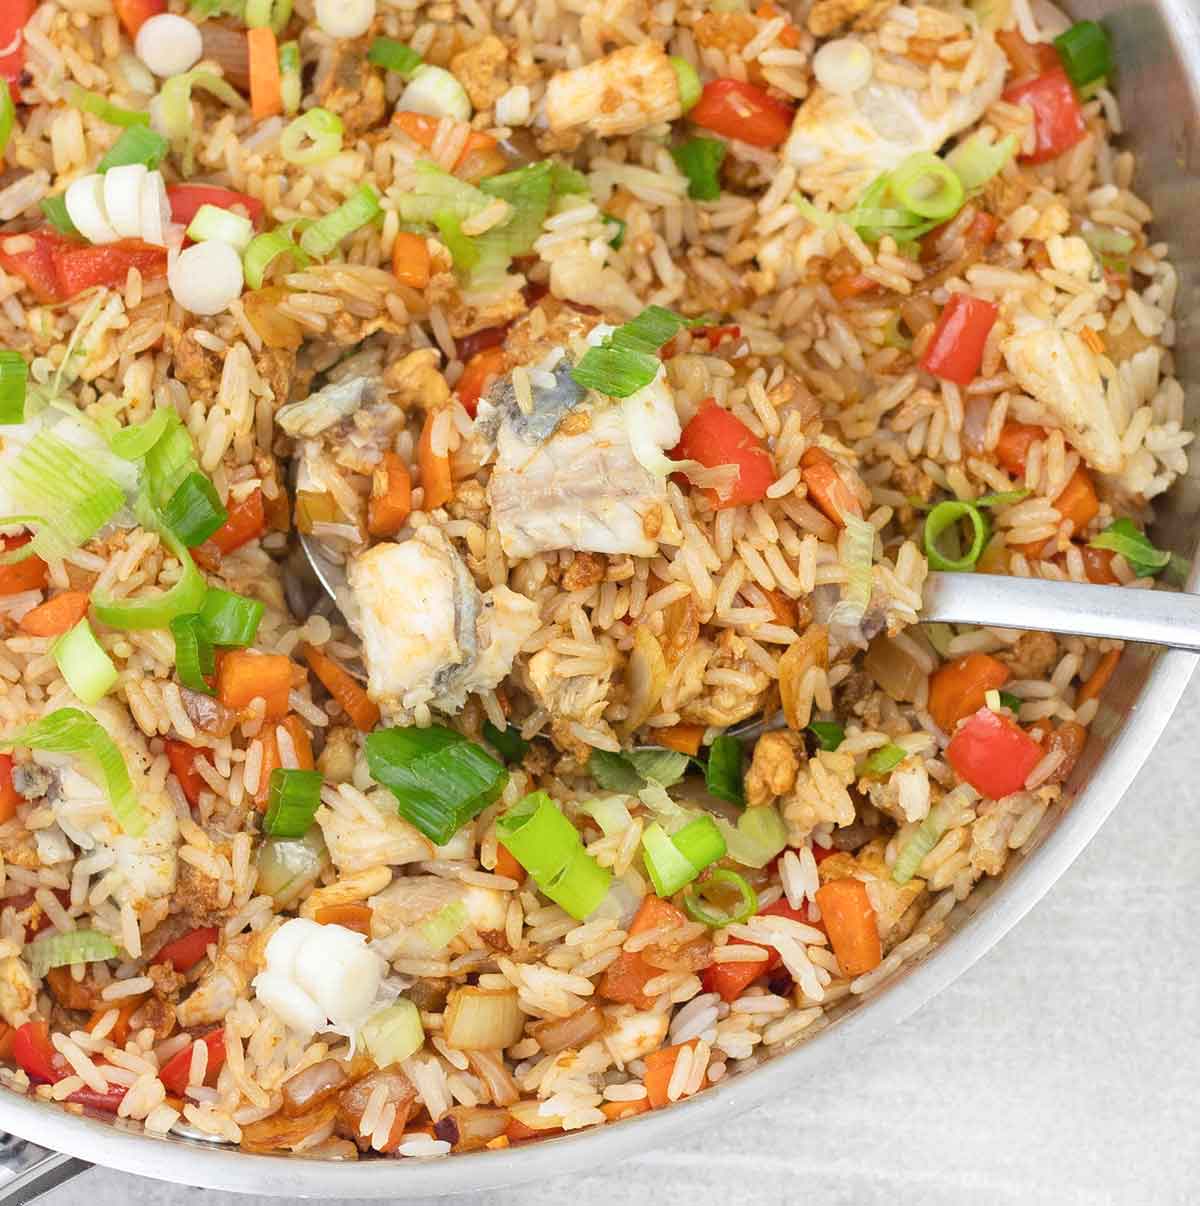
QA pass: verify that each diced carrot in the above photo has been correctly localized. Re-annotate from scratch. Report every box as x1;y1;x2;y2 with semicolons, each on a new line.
598;897;690;1008
800;446;862;528
814;877;881;978
1080;327;1105;355
391;111;503;178
247;27;282;120
455;346;506;418
1075;648;1120;709
1052;467;1099;536
0;1023;14;1065
216;651;293;720
1081;545;1119;585
391;231;431;289
209;489;266;555
164;739;209;809
418;409;454;511
113;0;164;38
601;1098;652;1122
0;754;18;823
700;955;769;1004
302;642;380;732
505;1116;560;1142
0;534;48;596
281;713;314;770
253;722;280;810
17;591;89;637
653;723;705;757
927;653;1011;735
314;903;372;934
86;995;147;1048
493;842;526;884
367;452;413;537
755;3;799;46
643;1040;700;1109
830;272;880;301
994;422;1046;476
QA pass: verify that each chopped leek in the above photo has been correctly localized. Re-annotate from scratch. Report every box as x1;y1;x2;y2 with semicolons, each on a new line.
829;513;875;631
808;721;845;751
717;803;787;868
604;215;627;249
889;152;965;220
362;999;425;1066
671;137;725;201
670;814;726;871
682;868;758;927
91;519;208;631
0;82;13;157
170;613;215;694
198;587;263;647
0;351;27;424
27;928;120;978
97;126;169;173
669;56;702;112
923;500;987;572
243;222;311;289
280;108;344;166
299;184;381;258
482;719;529;764
279;41;302;115
434;210;479;271
998;690;1022;714
186;204;254;252
864;743;907;774
1054;20;1113;88
367;725;507;846
162;470;228;547
0;708;145;835
892;796;956;884
1090;517;1171;578
420;899;468;949
109;408;173;461
263;767;323;838
641;822;699;897
159;70;247;176
65;83;148;128
944;132;1018;192
572;306;693;398
588;747;690;793
52;619;118;704
704;735;744;806
368;37;423;77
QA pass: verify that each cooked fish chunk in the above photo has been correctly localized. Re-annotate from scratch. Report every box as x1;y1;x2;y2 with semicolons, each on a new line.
601;1005;670;1064
316;788;432;873
345;527;539;721
275;376;379;439
1001;320;1123;474
177;929;265;1028
369;875;508;960
545;42;682;138
786;36;1006;196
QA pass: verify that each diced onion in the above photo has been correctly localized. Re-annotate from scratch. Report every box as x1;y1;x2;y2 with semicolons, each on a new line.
314;0;376;39
27;928;119;978
168;240;245;316
52;619;118;705
362;1000;425;1066
398;65;472;122
443;986;524;1050
66;174;120;244
256;830;329;908
186;203;254;252
813;38;874;95
139;169;170;247
135;13;203;79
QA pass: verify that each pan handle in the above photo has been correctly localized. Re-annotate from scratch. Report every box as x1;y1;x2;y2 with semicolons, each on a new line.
0;1135;90;1206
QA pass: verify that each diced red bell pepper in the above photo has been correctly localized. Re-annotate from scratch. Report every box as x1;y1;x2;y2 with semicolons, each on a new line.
996;29;1062;80
52;239;168;298
455;346;506;418
1003;67;1087;165
208;489;265;555
0;1;34;103
672;398;776;509
0;533;48;596
164;740;210;809
945;706;1044;799
994;421;1046;475
12;1021;69;1084
167;184;265;228
0;230;67;304
159;1029;225;1095
690;79;794;148
699;898;820;1002
113;0;166;38
920;293;998;386
67;1081;130;1114
155;926;219;974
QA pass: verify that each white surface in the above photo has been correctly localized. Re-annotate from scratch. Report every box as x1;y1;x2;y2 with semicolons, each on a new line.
41;674;1200;1206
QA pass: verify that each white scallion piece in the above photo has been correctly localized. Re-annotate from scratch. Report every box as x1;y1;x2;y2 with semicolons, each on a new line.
139;169;171;247
313;0;376;39
102;164;148;240
398;65;472;122
135;13;204;79
812;38;874;96
168;240;245;316
186;203;254;252
65;174;120;244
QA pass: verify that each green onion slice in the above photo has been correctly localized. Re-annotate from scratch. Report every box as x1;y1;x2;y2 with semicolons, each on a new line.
434;210;479;271
944;132;1018;192
367;725;508;847
170;613;215;694
243;226;311;290
91;518;208;632
864;743;907;775
641;821;701;897
0;82;13;157
580;795;633;838
52;619;118;705
0;708;145;835
482;719;529;764
604;215;626;249
40;194;78;235
682;868;758;927
279;41;302;115
368;37;423;77
572;305;694;398
162;471;228;547
280;107;344;166
108;408;173;461
671;813;727;871
1090;517;1171;578
892;795;957;884
808;721;845;752
923;499;988;572
717;802;787;869
669;55;702;112
671;136;726;201
975;488;1031;508
143;408;200;506
704;734;744;806
1054;20;1113;88
362;1000;424;1066
97;125;169;173
186;203;255;251
299;184;381;259
65;83;149;128
264;767;323;838
888;152;965;220
198;587;263;647
420;900;468;949
27;928;120;978
0;351;27;425
245;0;290;29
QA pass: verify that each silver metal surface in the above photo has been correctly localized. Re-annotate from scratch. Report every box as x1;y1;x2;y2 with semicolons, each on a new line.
298;528;347;602
0;0;1197;1197
0;1136;88;1206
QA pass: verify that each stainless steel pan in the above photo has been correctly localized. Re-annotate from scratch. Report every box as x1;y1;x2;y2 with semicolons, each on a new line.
1;0;1197;1198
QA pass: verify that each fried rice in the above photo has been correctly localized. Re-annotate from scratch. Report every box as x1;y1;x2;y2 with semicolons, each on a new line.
0;0;1188;1161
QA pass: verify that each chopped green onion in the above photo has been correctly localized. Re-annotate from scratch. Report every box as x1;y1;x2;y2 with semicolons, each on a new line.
362;1000;425;1066
1054;20;1113;88
808;721;845;751
40;194;78;235
1090;517;1171;578
91;518;208;632
975;488;1030;508
243;227;310;289
496;791;611;920
944;132;1017;192
892;795;958;884
186;203;254;252
160;71;247;176
245;0;290;29
52;619;118;705
580;795;633;838
482;719;529;764
65;83;149;128
888;152;965;220
0;352;27;425
830;513;875;632
299;184;381;258
367;725;508;846
162;470;228;547
27;928;119;978
572;305;693;398
589;747;690;793
641;821;700;897
669;56;702;112
263;767;323;838
198;587;264;647
0;708;144;835
0;81;13;157
717;803;787;868
109;408;172;461
170;613;215;694
397;161;488;224
671;136;726;201
682;868;757;927
923;499;988;572
998;690;1022;714
604;215;626;249
671;813;726;871
420;900;468;950
704;734;744;806
143;408;199;506
97;125;169;172
434;210;479;271
368;37;423;77
280;107;344;166
864;743;907;775
279;42;302;115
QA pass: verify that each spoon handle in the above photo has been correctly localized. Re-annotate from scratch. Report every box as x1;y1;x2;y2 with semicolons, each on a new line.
923;572;1200;652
